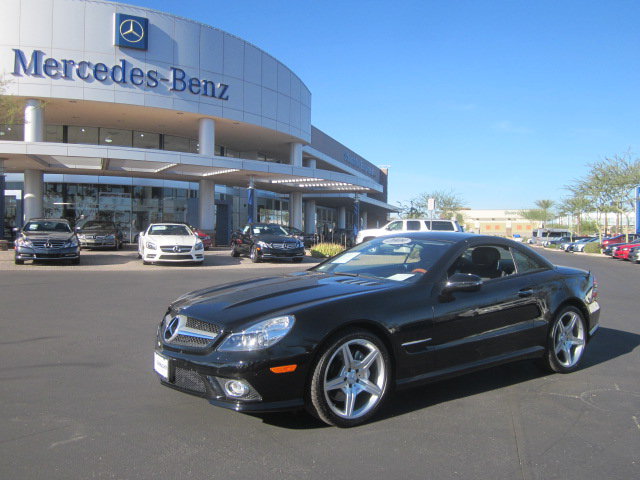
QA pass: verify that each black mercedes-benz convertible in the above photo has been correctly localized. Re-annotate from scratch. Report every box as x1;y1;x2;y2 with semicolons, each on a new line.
154;232;600;427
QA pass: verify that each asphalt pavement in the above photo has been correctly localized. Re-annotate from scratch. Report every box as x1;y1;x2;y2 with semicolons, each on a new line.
0;248;638;479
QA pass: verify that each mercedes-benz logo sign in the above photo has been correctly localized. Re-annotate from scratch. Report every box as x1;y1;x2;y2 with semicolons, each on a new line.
45;241;52;249
173;245;180;253
119;18;145;43
164;317;180;342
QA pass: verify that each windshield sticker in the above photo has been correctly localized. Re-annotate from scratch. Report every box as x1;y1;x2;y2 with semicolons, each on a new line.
331;252;361;264
387;273;415;281
382;237;412;245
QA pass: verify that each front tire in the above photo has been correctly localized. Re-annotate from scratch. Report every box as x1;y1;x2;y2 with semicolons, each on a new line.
231;245;240;257
14;257;24;265
542;306;587;373
250;246;261;263
308;329;390;427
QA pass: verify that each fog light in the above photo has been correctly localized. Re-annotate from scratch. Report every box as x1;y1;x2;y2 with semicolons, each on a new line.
224;380;249;398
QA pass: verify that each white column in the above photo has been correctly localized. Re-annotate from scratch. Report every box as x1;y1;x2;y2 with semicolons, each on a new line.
23;169;43;221
304;199;316;235
289;192;303;230
24;99;44;142
289;142;303;167
303;158;316;168
198;179;216;231
198;118;216;156
338;206;346;229
361;210;368;229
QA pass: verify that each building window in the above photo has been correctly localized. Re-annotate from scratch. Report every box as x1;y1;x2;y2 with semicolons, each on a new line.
133;131;160;149
100;128;132;147
68;126;99;145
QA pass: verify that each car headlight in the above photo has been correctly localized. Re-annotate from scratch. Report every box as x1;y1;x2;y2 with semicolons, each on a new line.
217;315;295;352
65;239;79;248
146;241;157;250
78;234;86;239
16;237;33;247
194;241;204;250
256;241;271;248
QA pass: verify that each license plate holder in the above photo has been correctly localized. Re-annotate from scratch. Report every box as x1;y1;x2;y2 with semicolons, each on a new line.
154;352;170;381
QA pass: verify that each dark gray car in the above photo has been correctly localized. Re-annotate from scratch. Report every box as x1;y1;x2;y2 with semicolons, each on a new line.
76;220;123;250
14;218;81;265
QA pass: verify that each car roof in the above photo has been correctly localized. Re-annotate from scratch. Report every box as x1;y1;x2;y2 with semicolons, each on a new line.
378;231;475;242
27;218;70;222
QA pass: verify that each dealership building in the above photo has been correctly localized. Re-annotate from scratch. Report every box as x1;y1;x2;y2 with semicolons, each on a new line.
0;0;394;243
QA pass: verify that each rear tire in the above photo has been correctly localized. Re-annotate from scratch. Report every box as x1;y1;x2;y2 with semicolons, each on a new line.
308;329;390;427
541;306;587;373
231;245;240;257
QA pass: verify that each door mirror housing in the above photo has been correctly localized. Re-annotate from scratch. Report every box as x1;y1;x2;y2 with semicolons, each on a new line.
443;273;483;293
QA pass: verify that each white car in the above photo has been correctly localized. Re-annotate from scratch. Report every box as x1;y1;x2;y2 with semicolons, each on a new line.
138;223;205;265
356;219;463;244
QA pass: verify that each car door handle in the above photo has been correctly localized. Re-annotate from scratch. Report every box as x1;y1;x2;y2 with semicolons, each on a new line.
518;289;534;297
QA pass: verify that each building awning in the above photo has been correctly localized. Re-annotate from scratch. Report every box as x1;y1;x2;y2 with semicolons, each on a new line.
0;141;383;194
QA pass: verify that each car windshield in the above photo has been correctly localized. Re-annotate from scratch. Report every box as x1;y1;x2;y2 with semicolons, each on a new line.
252;225;289;236
81;221;114;230
311;236;452;282
148;225;191;236
24;221;71;233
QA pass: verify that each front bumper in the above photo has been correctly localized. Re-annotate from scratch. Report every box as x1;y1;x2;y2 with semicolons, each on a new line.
257;246;305;259
15;246;80;261
154;349;307;412
144;250;204;263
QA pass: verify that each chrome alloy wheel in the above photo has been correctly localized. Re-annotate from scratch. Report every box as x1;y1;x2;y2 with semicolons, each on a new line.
552;310;586;368
323;339;386;419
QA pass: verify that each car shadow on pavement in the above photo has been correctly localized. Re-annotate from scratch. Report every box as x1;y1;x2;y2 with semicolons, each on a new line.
255;327;639;429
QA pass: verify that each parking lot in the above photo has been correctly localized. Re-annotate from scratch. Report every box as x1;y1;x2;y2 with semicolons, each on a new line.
1;248;638;479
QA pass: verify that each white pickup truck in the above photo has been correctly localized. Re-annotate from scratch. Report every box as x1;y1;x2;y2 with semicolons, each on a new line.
356;219;464;244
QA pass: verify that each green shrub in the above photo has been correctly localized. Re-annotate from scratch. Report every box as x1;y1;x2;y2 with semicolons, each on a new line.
545;244;560;249
583;242;602;254
310;243;346;258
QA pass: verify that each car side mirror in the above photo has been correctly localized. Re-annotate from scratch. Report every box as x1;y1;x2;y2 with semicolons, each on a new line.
12;227;19;233
443;273;483;293
75;226;82;232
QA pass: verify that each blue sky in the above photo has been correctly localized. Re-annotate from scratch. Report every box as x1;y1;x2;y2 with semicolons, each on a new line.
124;0;639;210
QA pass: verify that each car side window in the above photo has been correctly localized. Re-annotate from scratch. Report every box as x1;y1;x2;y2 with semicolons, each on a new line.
386;221;402;231
406;220;421;231
242;225;250;235
448;245;515;281
511;248;547;274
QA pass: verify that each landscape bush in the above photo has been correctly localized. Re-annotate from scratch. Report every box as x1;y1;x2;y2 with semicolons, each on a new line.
583;242;602;254
310;243;345;258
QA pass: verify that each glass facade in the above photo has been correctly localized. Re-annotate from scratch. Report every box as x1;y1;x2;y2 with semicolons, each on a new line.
42;182;192;242
0;124;280;160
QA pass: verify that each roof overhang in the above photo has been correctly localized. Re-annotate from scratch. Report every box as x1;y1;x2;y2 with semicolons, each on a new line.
0;141;383;194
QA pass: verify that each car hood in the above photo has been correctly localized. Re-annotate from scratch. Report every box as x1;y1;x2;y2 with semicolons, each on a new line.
170;272;396;330
22;231;74;241
146;235;196;245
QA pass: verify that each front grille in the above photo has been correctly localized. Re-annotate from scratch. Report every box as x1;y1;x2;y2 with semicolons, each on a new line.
159;254;192;260
162;314;220;350
173;367;207;394
186;318;219;335
271;243;297;250
160;245;192;253
31;239;66;248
